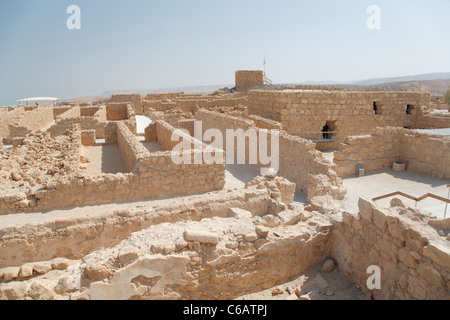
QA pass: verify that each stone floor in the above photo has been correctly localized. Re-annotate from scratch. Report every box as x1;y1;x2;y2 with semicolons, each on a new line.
343;169;450;219
224;164;260;190
81;144;127;174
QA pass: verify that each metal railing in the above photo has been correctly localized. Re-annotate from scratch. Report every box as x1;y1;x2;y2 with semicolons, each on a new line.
288;131;338;142
373;185;450;218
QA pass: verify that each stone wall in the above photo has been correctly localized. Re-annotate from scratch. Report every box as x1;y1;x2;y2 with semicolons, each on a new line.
46;104;135;143
110;93;143;115
80;107;100;117
0;178;333;300
248;90;431;143
195;109;345;199
332;198;450;300
0;187;272;269
106;103;130;121
0;106;54;141
235;70;264;91
0;120;225;215
334;127;450;179
143;95;248;115
246;114;282;130
56;105;81;120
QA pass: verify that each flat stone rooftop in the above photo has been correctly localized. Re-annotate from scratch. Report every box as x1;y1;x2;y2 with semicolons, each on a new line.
343;169;450;219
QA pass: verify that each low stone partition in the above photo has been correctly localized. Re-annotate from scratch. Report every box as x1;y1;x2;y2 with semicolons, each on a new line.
334;127;450;179
0;186;274;269
332;198;450;300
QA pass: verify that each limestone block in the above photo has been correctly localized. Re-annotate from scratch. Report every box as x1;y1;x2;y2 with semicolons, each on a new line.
33;263;52;275
228;207;252;219
85;264;111;281
118;247;138;267
184;230;219;245
398;248;418;268
321;259;336;273
417;263;443;288
278;210;303;226
18;265;33;280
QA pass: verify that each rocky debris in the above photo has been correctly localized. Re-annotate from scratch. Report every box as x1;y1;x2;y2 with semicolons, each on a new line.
245;176;296;205
255;226;269;238
390;198;406;208
51;258;71;271
307;174;346;203
85;264;111;281
0;258;75;284
0;129;81;193
118;247;139;267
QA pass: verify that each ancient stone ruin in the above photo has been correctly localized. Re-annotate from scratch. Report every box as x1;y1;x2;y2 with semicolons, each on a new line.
0;71;449;300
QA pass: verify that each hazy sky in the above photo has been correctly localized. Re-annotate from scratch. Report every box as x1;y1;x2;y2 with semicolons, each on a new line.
1;0;449;106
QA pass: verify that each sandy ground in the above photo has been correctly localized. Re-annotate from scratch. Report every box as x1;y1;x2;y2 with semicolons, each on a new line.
343;169;450;219
236;264;368;300
224;164;260;190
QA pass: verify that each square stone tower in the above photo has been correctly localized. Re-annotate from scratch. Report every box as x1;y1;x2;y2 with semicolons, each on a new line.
235;70;264;91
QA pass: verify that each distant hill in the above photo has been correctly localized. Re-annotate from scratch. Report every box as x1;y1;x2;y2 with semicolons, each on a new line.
351;72;450;86
61;72;450;104
360;79;450;96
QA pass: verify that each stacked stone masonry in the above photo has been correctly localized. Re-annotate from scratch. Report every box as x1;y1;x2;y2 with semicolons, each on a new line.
334;127;450;179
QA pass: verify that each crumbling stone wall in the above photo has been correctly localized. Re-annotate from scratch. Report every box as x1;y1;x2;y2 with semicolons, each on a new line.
248;90;430;143
332;198;450;300
0;107;54;142
235;70;264;91
0;177;334;300
0;187;272;269
334;127;450;179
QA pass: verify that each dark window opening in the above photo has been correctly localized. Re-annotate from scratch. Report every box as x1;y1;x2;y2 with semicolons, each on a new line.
406;104;414;115
373;102;380;115
322;121;336;140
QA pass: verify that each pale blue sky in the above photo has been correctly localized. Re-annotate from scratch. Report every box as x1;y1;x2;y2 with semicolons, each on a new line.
0;0;449;106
